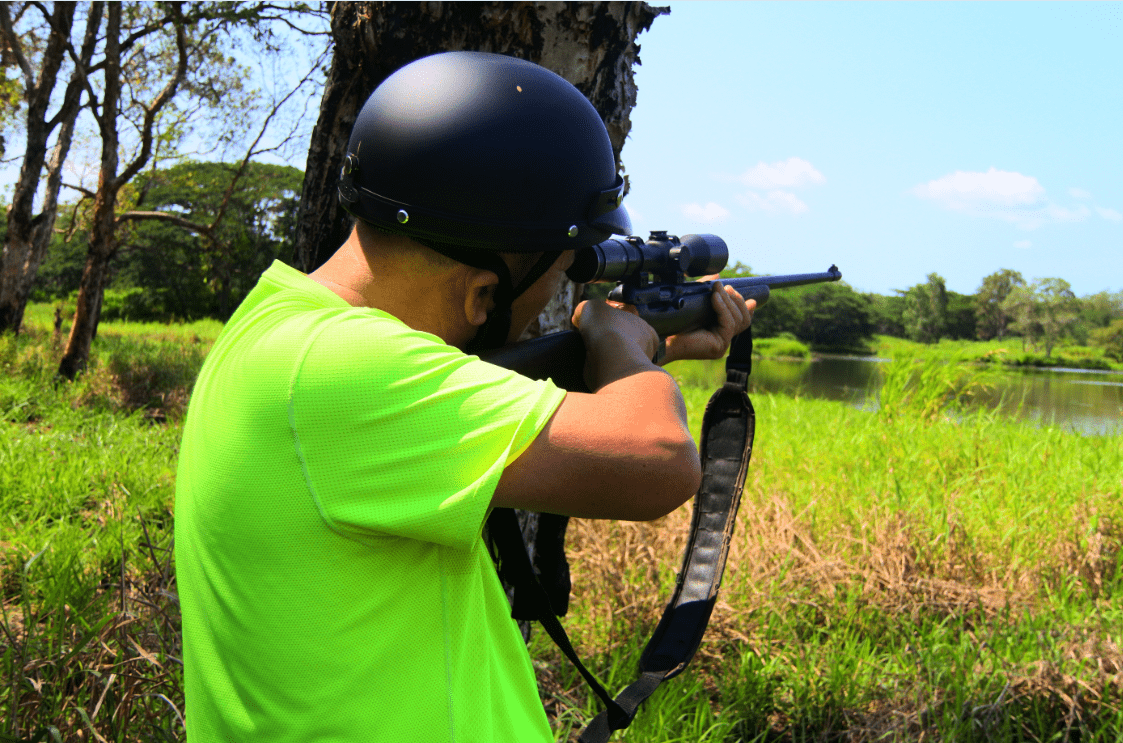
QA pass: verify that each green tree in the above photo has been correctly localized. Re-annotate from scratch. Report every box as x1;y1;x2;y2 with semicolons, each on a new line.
944;290;977;340
865;291;907;337
975;268;1025;340
902;272;948;344
1073;290;1123;344
748;287;800;339
57;2;327;378
112;160;303;320
0;2;101;334
795;281;875;350
1004;278;1078;357
1090;318;1123;362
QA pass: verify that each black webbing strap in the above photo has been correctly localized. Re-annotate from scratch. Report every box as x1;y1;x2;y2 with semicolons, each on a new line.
487;506;632;729
487;327;756;741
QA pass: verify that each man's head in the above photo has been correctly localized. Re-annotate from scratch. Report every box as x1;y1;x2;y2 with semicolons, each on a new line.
330;51;630;351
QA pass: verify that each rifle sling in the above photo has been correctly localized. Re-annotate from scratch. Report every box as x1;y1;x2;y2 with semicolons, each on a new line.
486;328;756;741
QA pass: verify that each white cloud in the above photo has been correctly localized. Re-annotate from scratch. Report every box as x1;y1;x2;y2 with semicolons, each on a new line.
910;167;1097;230
1070;187;1092;199
911;167;1044;209
681;201;730;222
731;157;826;189
1095;206;1123;222
1014;240;1032;249
735;190;809;214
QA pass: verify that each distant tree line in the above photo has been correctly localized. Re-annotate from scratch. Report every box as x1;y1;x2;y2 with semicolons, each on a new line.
758;267;1121;360
585;261;1123;360
19;174;1123;363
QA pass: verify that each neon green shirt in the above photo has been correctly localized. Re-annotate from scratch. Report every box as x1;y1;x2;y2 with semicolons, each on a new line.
175;260;566;742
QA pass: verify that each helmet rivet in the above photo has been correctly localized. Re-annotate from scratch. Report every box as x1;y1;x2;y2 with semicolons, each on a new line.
567;225;579;238
397;209;409;224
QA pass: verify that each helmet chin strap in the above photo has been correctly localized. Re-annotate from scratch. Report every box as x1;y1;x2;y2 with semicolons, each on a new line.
413;238;561;354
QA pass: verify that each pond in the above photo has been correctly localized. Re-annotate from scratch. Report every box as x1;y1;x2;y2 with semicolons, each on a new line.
743;356;1123;436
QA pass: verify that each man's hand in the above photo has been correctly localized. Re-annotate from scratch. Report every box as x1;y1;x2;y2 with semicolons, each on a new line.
600;275;755;364
663;276;755;363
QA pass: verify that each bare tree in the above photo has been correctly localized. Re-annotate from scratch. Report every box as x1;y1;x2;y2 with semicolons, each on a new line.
292;0;670;644
56;2;193;378
55;1;328;378
0;2;102;335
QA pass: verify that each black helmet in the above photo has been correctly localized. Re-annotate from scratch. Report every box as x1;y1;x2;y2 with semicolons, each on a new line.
338;51;632;352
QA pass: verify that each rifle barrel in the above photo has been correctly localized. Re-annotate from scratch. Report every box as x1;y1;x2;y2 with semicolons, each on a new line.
721;265;842;292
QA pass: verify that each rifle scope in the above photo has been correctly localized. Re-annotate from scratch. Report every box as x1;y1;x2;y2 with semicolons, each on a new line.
566;232;728;284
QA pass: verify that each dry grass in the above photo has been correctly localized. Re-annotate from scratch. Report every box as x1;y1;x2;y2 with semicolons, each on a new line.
535;420;1122;741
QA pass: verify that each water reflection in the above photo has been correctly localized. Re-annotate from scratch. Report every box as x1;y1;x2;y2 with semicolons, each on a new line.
745;356;1123;436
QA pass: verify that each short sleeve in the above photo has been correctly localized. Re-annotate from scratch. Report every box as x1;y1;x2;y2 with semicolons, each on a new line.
289;311;567;550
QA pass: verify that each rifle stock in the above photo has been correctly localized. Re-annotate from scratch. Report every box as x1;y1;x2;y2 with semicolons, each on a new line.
479;329;591;393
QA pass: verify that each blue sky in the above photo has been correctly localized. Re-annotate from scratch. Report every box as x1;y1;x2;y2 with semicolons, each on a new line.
6;3;1119;299
620;2;1122;297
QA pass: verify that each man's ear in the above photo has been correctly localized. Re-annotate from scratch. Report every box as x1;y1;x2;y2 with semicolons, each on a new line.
463;268;499;327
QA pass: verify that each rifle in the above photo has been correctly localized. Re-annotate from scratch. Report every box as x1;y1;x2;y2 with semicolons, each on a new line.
479;231;842;391
479;231;842;741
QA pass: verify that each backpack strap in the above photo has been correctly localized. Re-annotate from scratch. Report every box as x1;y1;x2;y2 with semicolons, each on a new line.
487;328;756;740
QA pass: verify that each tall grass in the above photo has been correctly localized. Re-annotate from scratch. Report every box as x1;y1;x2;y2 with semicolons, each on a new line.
2;310;1121;742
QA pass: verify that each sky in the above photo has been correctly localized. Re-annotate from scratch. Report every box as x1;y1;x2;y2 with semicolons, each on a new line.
5;3;1119;299
619;2;1123;297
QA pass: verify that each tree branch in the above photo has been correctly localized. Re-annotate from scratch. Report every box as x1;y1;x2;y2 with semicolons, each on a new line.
0;3;36;89
116;210;212;238
115;1;189;189
207;56;322;232
46;3;103;132
62;180;97;198
54;1;105;127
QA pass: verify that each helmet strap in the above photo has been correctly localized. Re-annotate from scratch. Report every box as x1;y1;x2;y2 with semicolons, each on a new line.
415;238;562;354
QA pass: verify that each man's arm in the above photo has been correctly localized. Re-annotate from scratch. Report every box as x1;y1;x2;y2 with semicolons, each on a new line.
490;345;700;522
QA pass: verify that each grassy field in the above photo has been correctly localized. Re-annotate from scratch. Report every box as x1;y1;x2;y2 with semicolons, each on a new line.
1;306;1121;742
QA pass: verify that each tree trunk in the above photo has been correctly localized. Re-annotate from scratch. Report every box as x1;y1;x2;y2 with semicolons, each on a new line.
0;2;81;334
59;3;122;378
297;0;669;644
58;1;187;379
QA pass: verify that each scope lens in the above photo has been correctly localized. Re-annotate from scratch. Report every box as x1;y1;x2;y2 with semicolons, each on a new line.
566;243;605;283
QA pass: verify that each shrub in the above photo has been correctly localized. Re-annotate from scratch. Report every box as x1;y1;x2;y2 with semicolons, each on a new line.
754;336;811;359
1091;319;1123;362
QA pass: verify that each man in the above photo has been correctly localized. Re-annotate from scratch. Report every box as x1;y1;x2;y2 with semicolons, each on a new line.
174;52;753;742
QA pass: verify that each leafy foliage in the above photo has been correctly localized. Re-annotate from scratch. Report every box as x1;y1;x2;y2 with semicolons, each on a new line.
944;291;976;340
32;160;303;321
1003;278;1079;358
866;291;907;337
902;273;948;344
1090;318;1123;362
975;269;1026;340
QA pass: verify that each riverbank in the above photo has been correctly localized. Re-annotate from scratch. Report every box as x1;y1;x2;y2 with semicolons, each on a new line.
1;314;1120;742
753;332;1123;373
